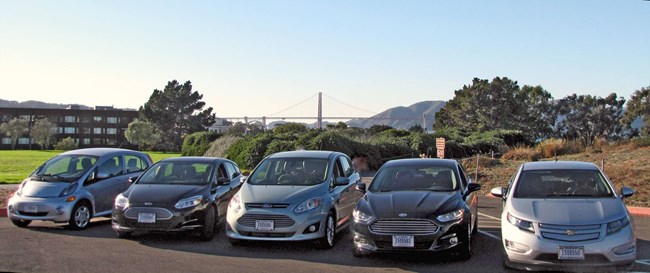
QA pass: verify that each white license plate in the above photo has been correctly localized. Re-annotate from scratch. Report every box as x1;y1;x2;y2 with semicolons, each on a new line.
392;235;415;247
138;213;156;223
24;204;38;213
558;246;584;260
255;220;274;231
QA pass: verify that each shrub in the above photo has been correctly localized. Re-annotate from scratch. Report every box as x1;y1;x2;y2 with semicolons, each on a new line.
502;146;541;161
181;131;221;156
537;138;567;158
632;136;650;148
54;137;77;150
204;135;242;158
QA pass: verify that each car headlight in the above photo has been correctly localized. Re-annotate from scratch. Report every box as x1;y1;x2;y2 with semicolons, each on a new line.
59;182;78;197
436;209;464;222
294;197;321;213
115;193;129;209
353;209;374;225
175;195;203;209
507;212;535;233
607;216;630;235
228;194;242;214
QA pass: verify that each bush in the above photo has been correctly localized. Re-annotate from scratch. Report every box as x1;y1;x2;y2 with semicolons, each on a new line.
181;131;221;156
502;146;541;161
54;137;77;150
204;135;242;158
632;136;650;148
537;138;567;158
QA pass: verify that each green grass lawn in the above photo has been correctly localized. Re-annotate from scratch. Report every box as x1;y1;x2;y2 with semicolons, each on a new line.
0;150;180;183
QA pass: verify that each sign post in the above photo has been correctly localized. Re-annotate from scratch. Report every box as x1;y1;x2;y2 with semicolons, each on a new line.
436;138;445;159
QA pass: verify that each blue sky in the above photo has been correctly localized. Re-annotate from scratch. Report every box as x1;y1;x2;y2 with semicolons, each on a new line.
1;1;648;119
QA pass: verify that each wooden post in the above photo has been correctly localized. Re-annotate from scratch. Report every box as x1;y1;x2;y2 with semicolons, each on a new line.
475;154;479;183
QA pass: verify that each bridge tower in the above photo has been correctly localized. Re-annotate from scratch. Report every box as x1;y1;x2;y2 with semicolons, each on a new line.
317;92;323;129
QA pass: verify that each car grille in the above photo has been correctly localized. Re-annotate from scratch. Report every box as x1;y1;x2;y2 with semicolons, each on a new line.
375;240;434;250
370;219;439;235
534;253;610;263
124;207;173;220
240;232;295;238
538;223;601;242
237;214;295;228
246;203;290;209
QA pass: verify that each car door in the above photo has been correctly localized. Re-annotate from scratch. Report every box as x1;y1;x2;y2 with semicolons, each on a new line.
330;155;360;227
84;154;126;214
457;164;478;226
213;162;235;222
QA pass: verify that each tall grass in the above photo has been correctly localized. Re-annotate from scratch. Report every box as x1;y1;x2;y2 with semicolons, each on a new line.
0;150;180;183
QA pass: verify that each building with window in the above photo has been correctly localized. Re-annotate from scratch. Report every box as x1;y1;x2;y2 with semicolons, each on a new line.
0;106;139;150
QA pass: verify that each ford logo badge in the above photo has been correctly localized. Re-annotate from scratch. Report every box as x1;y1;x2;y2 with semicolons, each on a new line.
566;229;576;236
144;202;153;206
398;213;407;218
262;204;272;208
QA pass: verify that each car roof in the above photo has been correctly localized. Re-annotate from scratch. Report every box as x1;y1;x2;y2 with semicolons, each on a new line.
521;161;599;171
60;148;145;157
267;150;339;159
157;157;229;164
382;158;458;168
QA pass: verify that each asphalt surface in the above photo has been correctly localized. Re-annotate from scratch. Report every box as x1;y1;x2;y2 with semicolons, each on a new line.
2;196;650;273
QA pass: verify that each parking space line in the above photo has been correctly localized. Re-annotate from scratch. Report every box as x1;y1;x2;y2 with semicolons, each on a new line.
637;259;650;265
478;230;501;241
478;212;501;221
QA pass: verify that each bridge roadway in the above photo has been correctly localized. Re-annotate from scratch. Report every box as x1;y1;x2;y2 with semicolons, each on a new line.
2;196;649;273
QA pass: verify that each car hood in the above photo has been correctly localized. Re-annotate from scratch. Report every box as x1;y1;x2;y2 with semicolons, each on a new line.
20;180;71;198
509;198;628;225
125;184;205;204
363;191;461;219
239;183;324;204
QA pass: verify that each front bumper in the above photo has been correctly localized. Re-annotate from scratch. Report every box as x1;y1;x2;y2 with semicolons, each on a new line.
7;195;76;223
226;206;327;241
501;219;636;271
111;204;206;233
350;218;467;254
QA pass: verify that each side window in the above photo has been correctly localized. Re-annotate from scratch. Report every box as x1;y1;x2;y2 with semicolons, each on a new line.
224;162;240;180
217;164;228;181
125;155;148;174
97;155;123;179
457;165;469;190
339;156;353;177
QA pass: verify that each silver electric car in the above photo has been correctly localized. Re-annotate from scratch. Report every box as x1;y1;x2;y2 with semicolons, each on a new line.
226;150;364;248
7;148;152;230
491;161;636;271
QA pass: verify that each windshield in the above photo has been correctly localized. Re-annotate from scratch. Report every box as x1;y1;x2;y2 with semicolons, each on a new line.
137;162;213;185
369;165;458;192
31;154;98;182
514;169;614;198
248;158;329;186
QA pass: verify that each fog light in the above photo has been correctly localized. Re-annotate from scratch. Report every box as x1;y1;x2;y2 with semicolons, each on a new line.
504;239;530;253
303;223;320;234
612;242;636;255
309;225;316;232
56;206;64;215
353;234;374;250
449;237;458;245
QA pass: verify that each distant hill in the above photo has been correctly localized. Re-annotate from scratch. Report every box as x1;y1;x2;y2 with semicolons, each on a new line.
346;100;446;129
0;99;92;109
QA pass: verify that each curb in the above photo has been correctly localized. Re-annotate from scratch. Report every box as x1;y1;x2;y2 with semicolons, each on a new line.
0;208;6;218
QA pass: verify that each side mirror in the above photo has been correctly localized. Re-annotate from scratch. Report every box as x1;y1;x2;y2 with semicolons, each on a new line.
462;183;482;200
355;183;367;193
128;176;139;183
96;171;110;180
86;171;96;182
240;176;248;184
490;186;504;198
334;177;349;186
621;186;634;199
217;177;230;185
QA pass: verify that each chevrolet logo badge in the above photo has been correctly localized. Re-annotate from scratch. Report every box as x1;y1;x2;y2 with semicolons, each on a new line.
566;230;576;236
398;213;408;218
144;202;153;206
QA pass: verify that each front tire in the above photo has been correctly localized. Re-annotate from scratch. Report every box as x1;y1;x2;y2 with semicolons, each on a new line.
11;218;31;228
68;201;91;230
198;205;216;241
316;212;336;249
456;218;472;260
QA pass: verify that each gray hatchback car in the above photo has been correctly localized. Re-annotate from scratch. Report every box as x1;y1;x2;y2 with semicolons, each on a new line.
7;148;152;230
226;150;364;248
491;161;636;271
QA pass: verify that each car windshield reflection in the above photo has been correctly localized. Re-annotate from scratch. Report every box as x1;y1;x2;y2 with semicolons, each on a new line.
137;162;213;185
514;170;615;198
31;154;98;182
247;158;329;186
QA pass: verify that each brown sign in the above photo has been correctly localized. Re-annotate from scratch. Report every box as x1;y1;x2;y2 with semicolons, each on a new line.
436;138;445;159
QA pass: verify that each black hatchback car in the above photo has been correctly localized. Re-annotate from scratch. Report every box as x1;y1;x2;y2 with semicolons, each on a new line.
351;158;481;259
111;157;243;241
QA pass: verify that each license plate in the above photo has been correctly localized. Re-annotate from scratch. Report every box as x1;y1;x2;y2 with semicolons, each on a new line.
558;246;584;260
24;204;38;213
138;213;156;223
392;235;414;247
255;220;274;231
